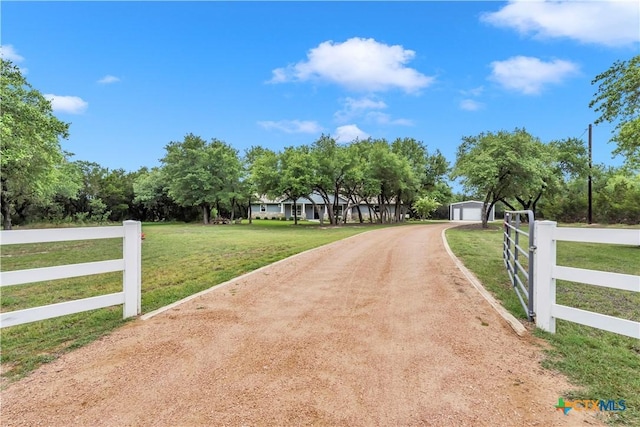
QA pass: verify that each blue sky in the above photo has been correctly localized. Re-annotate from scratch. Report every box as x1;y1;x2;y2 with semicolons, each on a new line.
2;1;639;174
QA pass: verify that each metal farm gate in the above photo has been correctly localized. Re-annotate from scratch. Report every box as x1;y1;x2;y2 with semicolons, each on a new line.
503;211;535;320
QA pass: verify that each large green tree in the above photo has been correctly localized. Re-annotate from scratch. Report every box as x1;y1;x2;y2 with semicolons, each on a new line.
310;135;353;225
249;146;314;225
244;146;278;224
504;137;588;217
390;137;427;222
278;146;315;225
542;165;640;224
367;139;414;223
0;59;77;229
161;134;241;224
452;128;546;228
589;55;640;167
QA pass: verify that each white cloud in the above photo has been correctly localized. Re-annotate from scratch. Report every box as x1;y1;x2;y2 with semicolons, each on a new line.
98;75;121;84
334;97;412;126
489;56;579;95
460;99;484;111
335;124;369;142
365;111;414;126
460;86;484;97
258;120;323;134
481;0;640;47
269;37;434;93
344;96;387;112
334;96;387;122
44;94;88;114
0;45;24;63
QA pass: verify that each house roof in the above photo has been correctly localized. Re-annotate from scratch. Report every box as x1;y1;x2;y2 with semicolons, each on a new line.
449;200;486;206
282;192;348;205
254;195;283;204
255;192;403;206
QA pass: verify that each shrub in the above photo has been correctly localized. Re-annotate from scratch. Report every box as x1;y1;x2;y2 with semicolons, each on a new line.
255;216;261;220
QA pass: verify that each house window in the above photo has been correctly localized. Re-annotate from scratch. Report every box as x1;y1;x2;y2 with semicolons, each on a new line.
294;204;302;216
260;204;267;212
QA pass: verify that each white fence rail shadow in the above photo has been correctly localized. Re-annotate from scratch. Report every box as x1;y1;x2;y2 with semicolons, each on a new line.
533;221;640;339
0;221;141;328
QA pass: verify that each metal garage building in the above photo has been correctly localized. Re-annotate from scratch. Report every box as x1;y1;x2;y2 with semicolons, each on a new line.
449;200;494;222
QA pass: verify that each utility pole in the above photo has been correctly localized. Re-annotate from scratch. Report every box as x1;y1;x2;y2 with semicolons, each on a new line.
588;124;592;224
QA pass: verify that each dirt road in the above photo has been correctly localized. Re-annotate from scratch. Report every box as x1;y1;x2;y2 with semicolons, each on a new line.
1;224;602;426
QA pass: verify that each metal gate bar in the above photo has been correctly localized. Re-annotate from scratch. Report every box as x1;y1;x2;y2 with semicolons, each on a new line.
503;210;535;320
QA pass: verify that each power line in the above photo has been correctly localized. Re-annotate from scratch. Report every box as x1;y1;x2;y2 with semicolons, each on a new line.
577;127;588;140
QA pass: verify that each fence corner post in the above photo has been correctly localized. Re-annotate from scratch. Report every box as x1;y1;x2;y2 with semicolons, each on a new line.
533;220;556;333
123;220;142;318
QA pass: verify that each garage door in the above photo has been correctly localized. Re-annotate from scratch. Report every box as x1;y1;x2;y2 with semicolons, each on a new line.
464;208;482;221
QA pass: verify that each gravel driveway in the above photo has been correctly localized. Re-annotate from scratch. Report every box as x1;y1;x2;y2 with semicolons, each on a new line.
1;224;602;426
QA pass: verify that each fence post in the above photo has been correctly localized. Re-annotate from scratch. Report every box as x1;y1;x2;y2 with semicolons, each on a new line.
527;212;535;320
123;220;142;318
533;220;556;333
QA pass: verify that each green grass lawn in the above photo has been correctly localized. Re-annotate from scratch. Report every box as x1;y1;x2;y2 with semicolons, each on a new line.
446;222;640;426
0;219;389;383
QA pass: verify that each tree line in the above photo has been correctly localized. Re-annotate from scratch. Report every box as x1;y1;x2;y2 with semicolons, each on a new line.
1;55;638;230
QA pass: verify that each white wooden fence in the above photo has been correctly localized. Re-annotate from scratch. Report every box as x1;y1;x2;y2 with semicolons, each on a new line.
0;221;142;328
533;221;640;339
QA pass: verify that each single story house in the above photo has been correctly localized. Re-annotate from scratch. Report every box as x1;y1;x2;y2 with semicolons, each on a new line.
250;193;349;220
250;192;401;222
449;200;495;222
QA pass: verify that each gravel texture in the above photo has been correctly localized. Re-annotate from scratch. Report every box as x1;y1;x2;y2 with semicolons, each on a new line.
1;224;603;426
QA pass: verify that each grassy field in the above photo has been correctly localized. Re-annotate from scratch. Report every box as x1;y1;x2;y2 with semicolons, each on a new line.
446;223;640;426
0;220;389;383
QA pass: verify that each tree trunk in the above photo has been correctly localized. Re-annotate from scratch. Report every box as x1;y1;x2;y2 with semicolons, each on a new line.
342;200;351;224
1;179;12;230
230;198;236;221
316;189;334;225
501;199;518;211
202;204;210;224
349;196;364;224
2;199;12;230
364;201;375;223
530;192;543;218
482;195;491;229
248;202;252;224
333;184;342;226
482;198;498;229
306;198;323;225
394;191;402;223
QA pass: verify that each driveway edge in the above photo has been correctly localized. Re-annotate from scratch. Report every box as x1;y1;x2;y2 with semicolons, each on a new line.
441;225;527;337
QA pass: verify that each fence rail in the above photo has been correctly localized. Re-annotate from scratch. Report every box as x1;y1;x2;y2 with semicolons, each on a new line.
533;221;640;340
503;210;535;320
0;221;141;328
